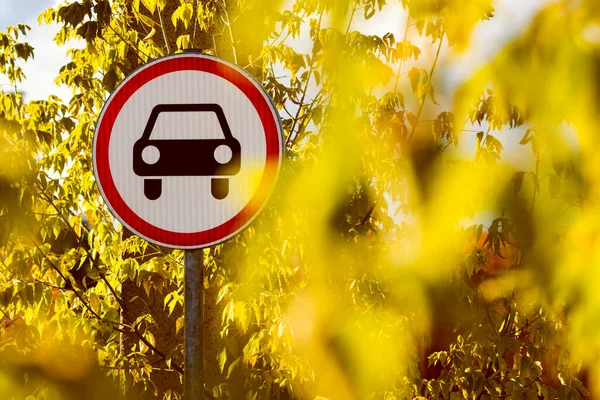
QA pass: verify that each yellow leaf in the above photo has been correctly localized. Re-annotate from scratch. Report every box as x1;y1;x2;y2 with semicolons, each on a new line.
142;280;151;297
176;316;184;335
145;332;155;348
141;0;156;14
143;27;156;41
278;321;285;338
89;293;100;314
176;34;190;50
137;13;157;28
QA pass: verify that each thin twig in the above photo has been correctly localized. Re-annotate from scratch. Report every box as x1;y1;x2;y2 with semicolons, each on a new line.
220;0;238;64
192;0;199;46
345;1;357;37
29;238;103;321
157;7;171;54
99;271;184;374
393;11;411;93
33;185;184;374
512;145;540;300
286;11;324;147
407;33;445;142
0;258;15;280
105;23;151;61
287;89;330;148
0;307;13;323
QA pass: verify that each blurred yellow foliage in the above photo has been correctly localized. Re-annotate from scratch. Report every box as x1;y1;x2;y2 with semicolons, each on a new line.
2;0;600;399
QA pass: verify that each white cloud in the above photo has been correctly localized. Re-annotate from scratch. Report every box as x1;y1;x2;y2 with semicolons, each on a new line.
20;23;74;102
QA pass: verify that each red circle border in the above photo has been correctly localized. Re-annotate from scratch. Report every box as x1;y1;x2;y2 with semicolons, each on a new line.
93;55;282;248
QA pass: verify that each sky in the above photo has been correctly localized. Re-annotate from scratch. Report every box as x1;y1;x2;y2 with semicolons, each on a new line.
0;0;54;27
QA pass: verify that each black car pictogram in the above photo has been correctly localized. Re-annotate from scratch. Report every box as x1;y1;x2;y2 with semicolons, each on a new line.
133;104;241;200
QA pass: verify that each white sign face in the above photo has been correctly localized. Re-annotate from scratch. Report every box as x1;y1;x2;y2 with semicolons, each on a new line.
93;54;284;249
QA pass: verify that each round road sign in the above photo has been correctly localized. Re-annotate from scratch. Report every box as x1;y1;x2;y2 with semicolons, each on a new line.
93;54;284;249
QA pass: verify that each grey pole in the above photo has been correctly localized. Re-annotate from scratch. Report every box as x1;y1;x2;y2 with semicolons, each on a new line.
184;250;204;399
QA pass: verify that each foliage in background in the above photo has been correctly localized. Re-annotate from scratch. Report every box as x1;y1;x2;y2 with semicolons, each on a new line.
0;0;598;399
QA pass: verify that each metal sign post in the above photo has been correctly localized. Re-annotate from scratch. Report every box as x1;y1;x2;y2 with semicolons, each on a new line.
184;250;204;399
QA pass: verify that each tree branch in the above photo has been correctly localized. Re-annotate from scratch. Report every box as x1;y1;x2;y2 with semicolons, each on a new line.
407;33;444;142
